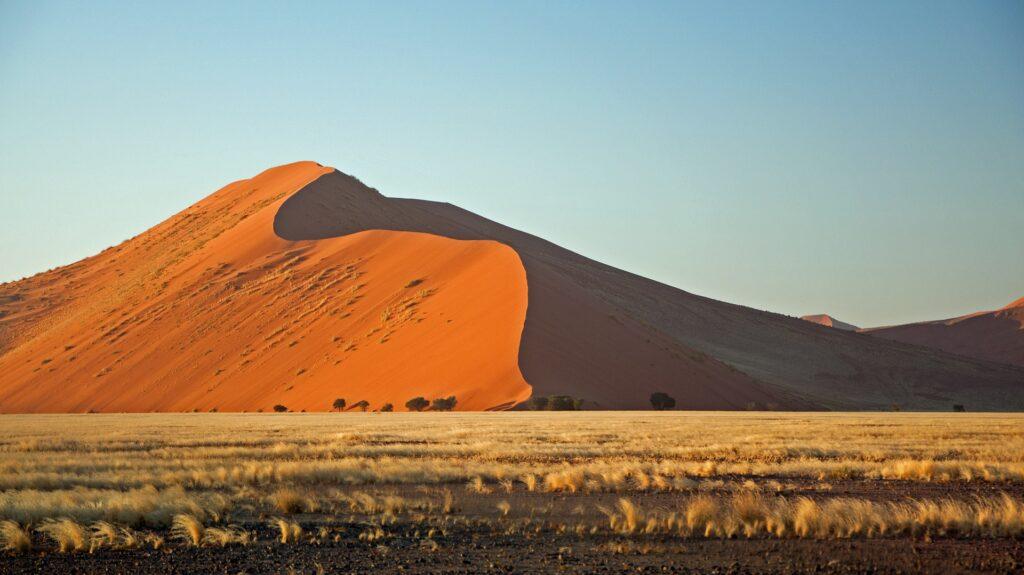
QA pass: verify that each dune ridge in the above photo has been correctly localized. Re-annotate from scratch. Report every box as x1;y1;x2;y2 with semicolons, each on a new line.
800;314;859;331
865;297;1024;368
2;161;1023;412
0;162;529;412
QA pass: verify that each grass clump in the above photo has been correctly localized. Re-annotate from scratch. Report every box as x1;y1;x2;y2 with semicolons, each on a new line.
0;520;31;553
170;513;204;546
270;488;315;514
37;518;88;553
269;517;303;544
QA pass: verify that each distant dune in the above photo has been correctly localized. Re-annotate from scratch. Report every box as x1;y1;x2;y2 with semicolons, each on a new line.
1;162;1023;412
864;298;1024;368
800;314;859;332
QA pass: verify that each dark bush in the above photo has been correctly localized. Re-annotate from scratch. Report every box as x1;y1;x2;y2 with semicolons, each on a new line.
380;403;394;412
352;400;370;412
332;398;346;411
431;396;457;411
405;397;429;412
649;392;676;411
272;404;288;413
546;395;582;411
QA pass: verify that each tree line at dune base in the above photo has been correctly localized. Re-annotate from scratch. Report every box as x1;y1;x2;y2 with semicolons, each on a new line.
257;392;684;414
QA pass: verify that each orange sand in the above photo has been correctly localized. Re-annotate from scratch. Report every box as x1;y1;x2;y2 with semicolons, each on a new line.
0;163;529;412
800;314;859;331
2;162;1023;412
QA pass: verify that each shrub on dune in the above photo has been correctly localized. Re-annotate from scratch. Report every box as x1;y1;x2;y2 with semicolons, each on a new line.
405;397;429;412
431;396;457;411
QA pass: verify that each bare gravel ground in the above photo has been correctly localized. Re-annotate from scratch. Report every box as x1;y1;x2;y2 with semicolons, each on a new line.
4;526;1023;574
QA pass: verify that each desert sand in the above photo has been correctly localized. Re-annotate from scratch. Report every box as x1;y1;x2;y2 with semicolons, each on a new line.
865;297;1024;368
1;161;1023;412
799;314;859;331
0;163;529;412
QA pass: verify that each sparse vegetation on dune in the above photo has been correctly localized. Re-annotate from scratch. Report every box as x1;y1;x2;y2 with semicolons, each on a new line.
0;412;1023;561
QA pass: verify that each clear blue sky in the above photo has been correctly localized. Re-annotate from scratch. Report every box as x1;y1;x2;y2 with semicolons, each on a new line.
1;1;1022;327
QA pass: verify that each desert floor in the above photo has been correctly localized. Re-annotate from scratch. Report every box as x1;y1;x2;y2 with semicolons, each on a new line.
1;412;1023;574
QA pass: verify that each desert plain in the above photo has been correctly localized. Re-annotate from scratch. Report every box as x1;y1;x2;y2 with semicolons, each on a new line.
1;411;1023;574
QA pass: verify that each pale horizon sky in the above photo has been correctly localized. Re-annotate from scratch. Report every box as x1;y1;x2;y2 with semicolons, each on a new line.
1;0;1022;327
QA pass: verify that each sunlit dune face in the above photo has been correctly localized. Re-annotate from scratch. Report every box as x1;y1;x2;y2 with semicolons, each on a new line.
0;162;530;413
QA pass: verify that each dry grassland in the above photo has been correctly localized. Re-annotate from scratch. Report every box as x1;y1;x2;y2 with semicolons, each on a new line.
0;411;1022;564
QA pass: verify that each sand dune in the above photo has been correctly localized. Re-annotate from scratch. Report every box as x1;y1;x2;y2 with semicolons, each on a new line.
1;161;1023;412
864;297;1024;368
800;314;859;331
0;163;528;412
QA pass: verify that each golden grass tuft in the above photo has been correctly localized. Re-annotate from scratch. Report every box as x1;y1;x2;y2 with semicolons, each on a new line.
269;517;303;544
89;520;119;551
359;525;386;542
595;492;1024;539
0;519;32;553
496;500;511;517
202;525;251;547
521;474;538;492
37;518;88;553
465;476;491;494
170;513;204;546
269;488;314;514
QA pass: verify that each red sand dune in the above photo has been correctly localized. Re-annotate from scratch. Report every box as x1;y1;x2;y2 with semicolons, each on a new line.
0;163;529;412
864;298;1024;368
2;161;1023;412
800;314;859;332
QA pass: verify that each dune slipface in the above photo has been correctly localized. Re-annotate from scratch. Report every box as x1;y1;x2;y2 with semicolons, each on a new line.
2;161;1024;412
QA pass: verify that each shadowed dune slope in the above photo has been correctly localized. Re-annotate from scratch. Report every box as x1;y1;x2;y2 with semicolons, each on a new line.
273;168;1024;411
0;162;530;412
864;298;1024;368
2;162;1023;412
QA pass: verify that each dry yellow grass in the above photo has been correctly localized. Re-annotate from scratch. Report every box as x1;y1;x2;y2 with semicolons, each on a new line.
37;518;88;553
269;517;303;544
2;412;1020;496
598;492;1024;538
0;519;31;553
203;525;251;547
170;513;204;547
269;488;315;514
0;411;1022;552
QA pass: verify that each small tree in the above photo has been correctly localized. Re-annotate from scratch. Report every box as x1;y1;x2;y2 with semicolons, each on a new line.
649;392;676;411
529;396;549;410
380;403;394;412
352;400;370;412
431;396;457;411
547;395;578;411
332;398;346;412
405;397;429;412
272;404;288;413
953;404;966;412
